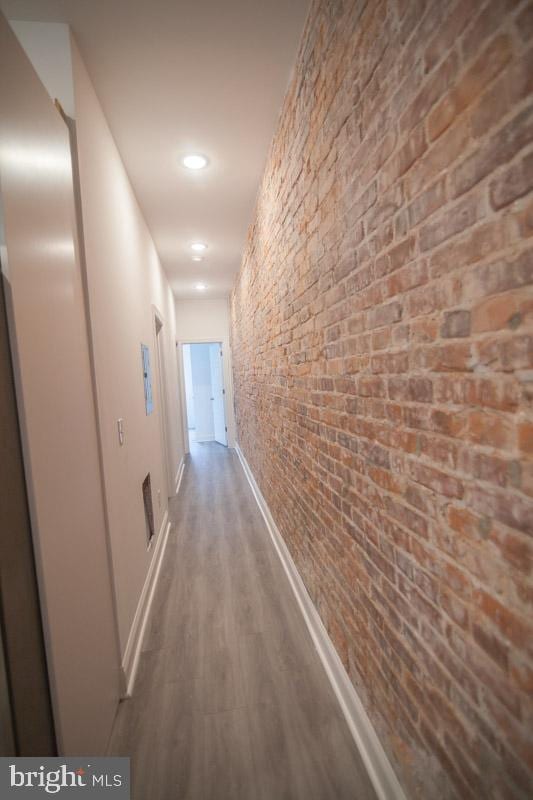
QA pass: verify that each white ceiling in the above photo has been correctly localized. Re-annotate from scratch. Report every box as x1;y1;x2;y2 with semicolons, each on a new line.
0;0;310;298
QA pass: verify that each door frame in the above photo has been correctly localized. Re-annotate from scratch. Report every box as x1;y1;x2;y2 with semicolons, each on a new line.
0;269;56;756
152;305;171;498
177;338;232;453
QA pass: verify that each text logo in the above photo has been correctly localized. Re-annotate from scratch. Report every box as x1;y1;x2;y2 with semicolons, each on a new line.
1;758;130;797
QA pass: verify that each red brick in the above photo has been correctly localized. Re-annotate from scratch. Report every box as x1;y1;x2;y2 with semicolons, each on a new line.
518;422;533;455
462;250;533;303
429;219;506;279
380;124;426;188
399;50;459;135
460;449;521;490
470;75;511;141
510;197;533;240
470;46;533;139
420;341;474;372
467;377;519;412
418;719;477;800
375;236;416;278
409;377;433;403
230;2;533;796
519;461;533;498
472;622;509;671
477;333;533;372
466;410;515;450
407;460;464;498
471;288;533;333
428;34;513;141
515;3;533;42
473;589;532;653
490;150;533;210
491;526;533;575
423;1;475;73
419;193;483;252
469;484;533;535
441;309;471;338
405;115;470;200
452;104;533;198
461;0;520;63
406;177;447;227
367;300;403;329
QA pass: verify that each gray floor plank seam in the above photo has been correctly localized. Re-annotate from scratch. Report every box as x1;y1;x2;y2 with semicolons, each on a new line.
108;441;377;800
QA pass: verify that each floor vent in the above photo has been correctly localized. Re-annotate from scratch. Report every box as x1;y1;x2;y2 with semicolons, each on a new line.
142;473;154;546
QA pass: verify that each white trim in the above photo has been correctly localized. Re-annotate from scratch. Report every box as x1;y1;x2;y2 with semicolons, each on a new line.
120;510;170;698
176;342;190;454
174;456;185;495
235;444;408;800
152;304;172;500
121;457;186;695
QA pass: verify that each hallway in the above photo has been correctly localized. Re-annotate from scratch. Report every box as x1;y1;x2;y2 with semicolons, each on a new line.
2;1;532;796
108;443;377;800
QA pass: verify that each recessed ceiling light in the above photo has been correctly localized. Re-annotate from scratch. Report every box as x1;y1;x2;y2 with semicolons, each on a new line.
182;154;208;170
192;256;203;262
191;242;207;252
195;283;207;291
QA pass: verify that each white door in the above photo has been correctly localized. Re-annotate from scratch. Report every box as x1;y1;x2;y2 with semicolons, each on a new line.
209;343;227;446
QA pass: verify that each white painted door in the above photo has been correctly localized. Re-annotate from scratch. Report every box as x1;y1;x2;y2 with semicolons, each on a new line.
190;343;214;442
209;343;227;446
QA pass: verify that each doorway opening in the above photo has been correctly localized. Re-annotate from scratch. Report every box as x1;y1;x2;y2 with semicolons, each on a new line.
182;342;227;448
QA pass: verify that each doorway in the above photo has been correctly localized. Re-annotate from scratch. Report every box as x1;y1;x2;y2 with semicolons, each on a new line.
0;266;55;757
182;342;227;448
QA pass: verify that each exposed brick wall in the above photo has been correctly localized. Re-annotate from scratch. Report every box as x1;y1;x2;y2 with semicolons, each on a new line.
230;1;533;797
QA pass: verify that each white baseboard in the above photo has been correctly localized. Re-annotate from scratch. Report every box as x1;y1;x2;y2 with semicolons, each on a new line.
120;510;171;698
174;456;185;495
121;456;185;697
235;444;408;800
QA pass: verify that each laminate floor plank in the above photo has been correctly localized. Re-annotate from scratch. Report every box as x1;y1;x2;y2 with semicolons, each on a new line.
108;441;377;799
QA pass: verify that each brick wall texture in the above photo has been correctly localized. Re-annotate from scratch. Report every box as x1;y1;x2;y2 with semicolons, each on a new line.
230;1;533;797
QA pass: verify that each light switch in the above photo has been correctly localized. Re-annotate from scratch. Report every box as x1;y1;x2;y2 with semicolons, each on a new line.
117;418;125;446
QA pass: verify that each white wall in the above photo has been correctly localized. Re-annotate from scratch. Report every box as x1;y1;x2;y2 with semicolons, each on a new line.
10;21;75;118
0;15;120;754
71;37;185;660
175;296;231;341
175;297;236;448
5;18;186;742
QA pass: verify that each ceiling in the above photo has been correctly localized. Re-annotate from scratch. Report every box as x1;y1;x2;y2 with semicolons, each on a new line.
0;0;309;298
